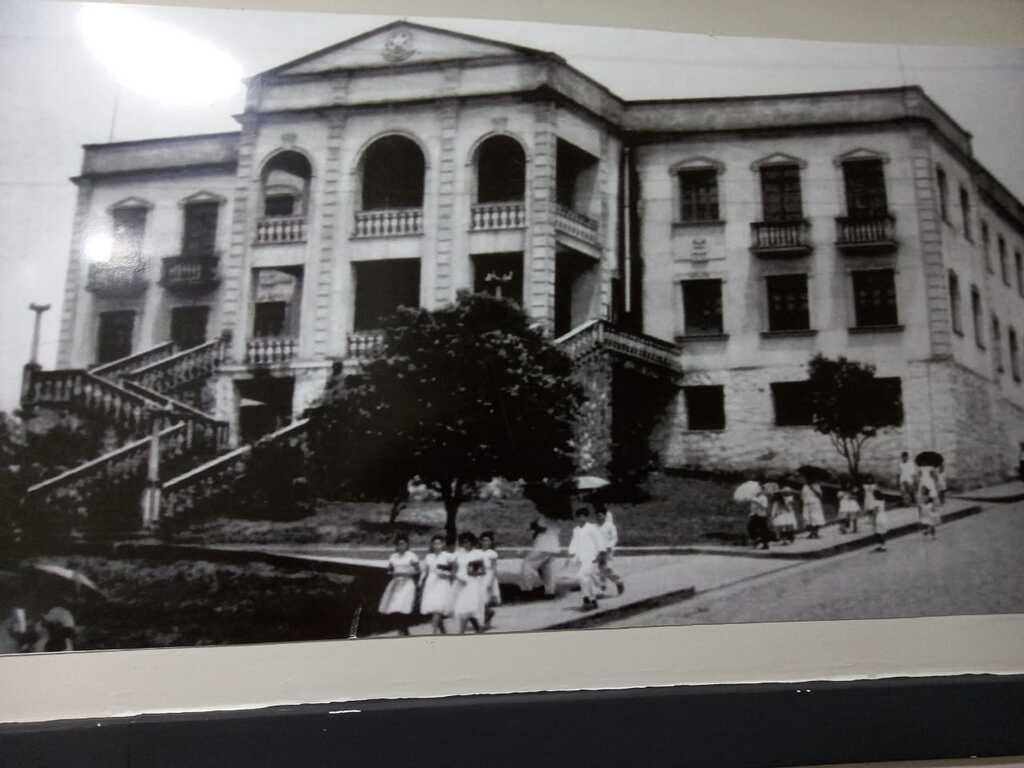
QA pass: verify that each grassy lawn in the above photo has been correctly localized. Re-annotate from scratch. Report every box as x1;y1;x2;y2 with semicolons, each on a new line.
178;473;756;549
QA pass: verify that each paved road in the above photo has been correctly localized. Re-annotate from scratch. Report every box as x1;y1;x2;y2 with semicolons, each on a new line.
605;501;1024;628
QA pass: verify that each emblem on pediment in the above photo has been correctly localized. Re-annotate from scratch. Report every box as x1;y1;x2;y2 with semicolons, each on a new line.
382;30;416;63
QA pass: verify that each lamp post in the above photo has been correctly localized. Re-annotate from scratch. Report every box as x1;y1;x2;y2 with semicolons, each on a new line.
21;303;51;411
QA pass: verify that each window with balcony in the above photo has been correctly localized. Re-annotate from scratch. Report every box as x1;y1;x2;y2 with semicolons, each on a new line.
766;274;810;332
112;206;147;262
1010;327;1021;382
959;186;973;241
936;166;949;223
981;221;992;273
771;381;814;426
843;159;888;218
949;270;963;336
993;315;1004;373
183;201;219;256
251;267;302;338
678;169;720;224
257;151;312;244
474;252;523;304
998;235;1009;286
852;269;899;328
471;136;526;231
971;285;984;349
354;136;425;238
760;163;803;222
353;259;420;331
681;279;724;336
684;385;725;430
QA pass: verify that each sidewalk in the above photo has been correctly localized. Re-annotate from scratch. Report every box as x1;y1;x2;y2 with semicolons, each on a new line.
952;480;1024;503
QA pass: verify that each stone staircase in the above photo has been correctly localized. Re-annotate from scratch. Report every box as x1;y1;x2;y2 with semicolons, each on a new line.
18;336;292;538
555;319;683;380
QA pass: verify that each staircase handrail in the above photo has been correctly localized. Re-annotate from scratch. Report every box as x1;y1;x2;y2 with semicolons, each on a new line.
121;380;230;450
89;341;175;380
123;337;227;392
25;423;186;499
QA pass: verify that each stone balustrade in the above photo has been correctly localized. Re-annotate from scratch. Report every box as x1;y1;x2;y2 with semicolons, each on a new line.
125;337;228;393
353;208;423;238
836;214;897;251
555;319;683;375
346;331;385;359
255;216;306;244
246;336;297;365
90;341;175;382
470;201;526;231
750;219;812;255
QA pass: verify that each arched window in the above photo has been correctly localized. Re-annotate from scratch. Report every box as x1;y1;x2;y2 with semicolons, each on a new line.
361;135;425;210
261;151;312;218
476;135;525;203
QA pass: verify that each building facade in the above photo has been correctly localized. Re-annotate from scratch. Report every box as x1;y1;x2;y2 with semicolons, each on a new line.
45;21;1024;490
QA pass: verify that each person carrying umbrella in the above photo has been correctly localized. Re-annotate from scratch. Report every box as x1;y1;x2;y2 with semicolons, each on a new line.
738;477;771;550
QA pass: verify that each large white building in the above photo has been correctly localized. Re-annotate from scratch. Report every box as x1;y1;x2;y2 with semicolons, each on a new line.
26;21;1024;512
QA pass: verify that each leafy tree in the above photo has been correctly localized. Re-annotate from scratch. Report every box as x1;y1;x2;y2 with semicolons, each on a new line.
307;292;583;542
806;354;903;482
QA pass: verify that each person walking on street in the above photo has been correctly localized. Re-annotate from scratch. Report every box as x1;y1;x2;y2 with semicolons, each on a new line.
595;503;625;596
747;481;771;550
479;531;501;630
520;512;562;598
771;490;798;544
568;507;606;611
378;535;421;635
419;534;455;635
861;478;888;552
898;451;918;507
801;476;826;539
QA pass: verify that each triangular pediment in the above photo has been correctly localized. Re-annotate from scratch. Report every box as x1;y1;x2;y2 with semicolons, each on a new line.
265;21;548;77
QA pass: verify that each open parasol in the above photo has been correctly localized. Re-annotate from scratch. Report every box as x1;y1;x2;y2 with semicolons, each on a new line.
566;475;611;492
732;480;761;503
915;451;944;468
797;465;835;484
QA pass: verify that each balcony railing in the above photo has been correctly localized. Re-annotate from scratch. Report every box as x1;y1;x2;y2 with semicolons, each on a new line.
246;336;297;365
554;205;600;246
86;261;148;298
347;330;385;359
161;254;220;291
255;216;306;245
470;202;526;231
836;214;897;252
750;220;812;256
555;319;683;376
353;208;423;238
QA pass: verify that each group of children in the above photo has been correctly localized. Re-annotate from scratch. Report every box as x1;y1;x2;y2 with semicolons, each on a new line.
378;530;502;635
568;505;624;612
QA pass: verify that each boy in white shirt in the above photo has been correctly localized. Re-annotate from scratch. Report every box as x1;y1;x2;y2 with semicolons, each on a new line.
898;451;917;507
568;507;606;611
596;503;625;596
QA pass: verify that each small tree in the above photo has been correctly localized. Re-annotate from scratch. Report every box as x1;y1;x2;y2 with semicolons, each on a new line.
806;354;903;482
307;293;583;542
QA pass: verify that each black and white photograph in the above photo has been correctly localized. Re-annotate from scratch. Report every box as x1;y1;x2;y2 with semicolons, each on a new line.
2;0;1023;653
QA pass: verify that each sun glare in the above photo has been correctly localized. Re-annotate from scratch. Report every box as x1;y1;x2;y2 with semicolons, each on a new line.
83;233;113;264
78;4;243;107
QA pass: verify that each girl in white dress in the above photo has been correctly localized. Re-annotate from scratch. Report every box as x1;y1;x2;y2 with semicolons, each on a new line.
771;491;798;544
419;534;456;634
451;532;487;634
479;531;501;630
378;535;420;635
861;479;888;552
837;482;862;534
800;479;826;539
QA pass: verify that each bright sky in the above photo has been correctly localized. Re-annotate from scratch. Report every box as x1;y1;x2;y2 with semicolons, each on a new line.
0;0;1022;411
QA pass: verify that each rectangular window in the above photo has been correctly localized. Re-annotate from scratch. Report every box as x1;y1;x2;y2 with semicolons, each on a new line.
999;235;1009;285
684;385;725;430
981;221;992;273
959;186;973;241
760;164;803;222
264;193;295;218
971;286;984;349
771;381;814;426
843;159;888;218
353;259;421;331
870;377;905;426
1010;327;1021;382
766;274;811;331
993;315;1004;373
96;310;135;364
678;169;720;223
252;302;287;338
111;207;147;262
170;305;210;350
949;270;962;336
1016;251;1023;298
936;166;949;222
182;201;219;256
252;266;302;338
681;279;724;336
852;269;898;328
474;252;524;305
